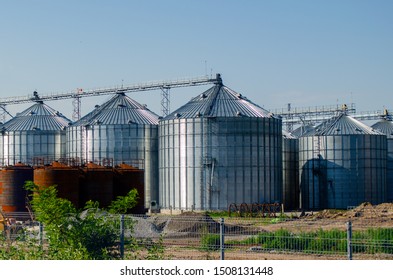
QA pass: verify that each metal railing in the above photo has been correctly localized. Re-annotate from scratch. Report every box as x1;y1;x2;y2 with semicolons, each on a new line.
0;76;218;105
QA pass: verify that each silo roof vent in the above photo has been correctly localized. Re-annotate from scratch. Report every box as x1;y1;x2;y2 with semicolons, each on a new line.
214;73;223;85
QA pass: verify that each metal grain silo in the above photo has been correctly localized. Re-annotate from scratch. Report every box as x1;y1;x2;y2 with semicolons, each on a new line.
282;130;299;210
0;163;34;212
371;113;393;202
299;112;387;210
66;92;159;209
159;75;282;211
0;99;71;166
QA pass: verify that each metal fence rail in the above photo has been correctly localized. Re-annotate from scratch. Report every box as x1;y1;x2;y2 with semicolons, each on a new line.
118;214;393;260
2;212;393;260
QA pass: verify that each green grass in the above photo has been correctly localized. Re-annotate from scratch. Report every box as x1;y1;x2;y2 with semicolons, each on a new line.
227;227;393;255
200;234;220;251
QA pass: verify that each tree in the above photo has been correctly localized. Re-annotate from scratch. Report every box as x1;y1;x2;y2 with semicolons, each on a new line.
108;189;139;214
24;181;123;259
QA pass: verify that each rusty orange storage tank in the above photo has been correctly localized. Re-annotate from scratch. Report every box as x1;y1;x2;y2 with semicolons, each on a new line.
114;163;145;214
80;162;113;208
0;163;33;212
33;162;81;208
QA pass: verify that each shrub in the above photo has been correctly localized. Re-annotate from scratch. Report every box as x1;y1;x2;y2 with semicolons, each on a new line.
200;234;220;251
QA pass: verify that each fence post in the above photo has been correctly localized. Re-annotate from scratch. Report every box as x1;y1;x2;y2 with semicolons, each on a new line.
120;214;125;259
220;217;225;260
346;221;352;260
39;222;43;247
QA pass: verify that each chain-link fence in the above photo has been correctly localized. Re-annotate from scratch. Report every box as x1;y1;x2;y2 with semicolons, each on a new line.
2;211;393;260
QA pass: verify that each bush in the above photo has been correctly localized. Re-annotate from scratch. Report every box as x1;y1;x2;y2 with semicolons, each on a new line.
23;181;124;259
200;234;220;251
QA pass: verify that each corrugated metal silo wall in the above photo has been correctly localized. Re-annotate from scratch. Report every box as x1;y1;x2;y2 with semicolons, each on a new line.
299;134;387;210
66;124;158;209
0;165;34;212
282;137;299;210
388;138;393;202
159;116;282;211
2;130;66;165
33;166;81;208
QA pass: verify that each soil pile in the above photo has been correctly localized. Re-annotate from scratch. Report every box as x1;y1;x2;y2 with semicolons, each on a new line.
131;212;253;238
297;202;393;229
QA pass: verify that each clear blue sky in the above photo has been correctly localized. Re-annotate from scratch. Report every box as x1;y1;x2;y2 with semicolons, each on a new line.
1;0;392;119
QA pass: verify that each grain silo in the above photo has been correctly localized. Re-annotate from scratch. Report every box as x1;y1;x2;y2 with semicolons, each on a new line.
0;98;71;166
159;75;282;211
282;130;299;210
66;92;159;209
299;111;387;210
371;112;393;202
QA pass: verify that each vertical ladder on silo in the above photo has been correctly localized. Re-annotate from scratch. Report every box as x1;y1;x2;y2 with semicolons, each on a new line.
209;119;219;201
202;117;217;209
201;118;209;210
80;126;86;165
313;135;321;158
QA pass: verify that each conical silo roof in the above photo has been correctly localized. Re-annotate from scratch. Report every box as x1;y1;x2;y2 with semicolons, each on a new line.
310;113;383;136
73;92;159;126
2;101;71;131
371;119;393;139
163;78;275;120
282;130;296;139
291;124;315;138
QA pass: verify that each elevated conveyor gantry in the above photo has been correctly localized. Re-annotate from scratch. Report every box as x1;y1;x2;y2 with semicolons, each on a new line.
0;74;220;121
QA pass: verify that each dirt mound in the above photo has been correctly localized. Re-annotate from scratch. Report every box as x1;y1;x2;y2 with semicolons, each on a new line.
374;203;393;212
159;212;248;235
300;202;393;227
344;202;375;219
163;214;219;234
131;212;256;238
311;209;346;219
